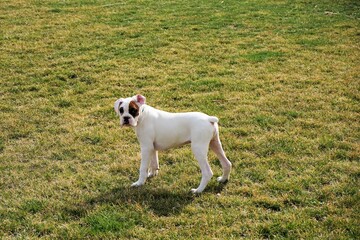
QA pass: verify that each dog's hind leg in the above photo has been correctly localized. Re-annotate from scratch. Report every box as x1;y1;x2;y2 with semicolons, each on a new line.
191;142;213;194
210;123;232;183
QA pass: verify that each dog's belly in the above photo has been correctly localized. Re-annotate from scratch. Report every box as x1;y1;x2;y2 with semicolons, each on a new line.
150;117;192;150
153;138;191;151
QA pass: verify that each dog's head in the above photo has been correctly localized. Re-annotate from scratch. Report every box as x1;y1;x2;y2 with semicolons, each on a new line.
114;94;146;127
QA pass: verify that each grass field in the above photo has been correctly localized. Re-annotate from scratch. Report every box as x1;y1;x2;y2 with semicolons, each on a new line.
1;0;359;239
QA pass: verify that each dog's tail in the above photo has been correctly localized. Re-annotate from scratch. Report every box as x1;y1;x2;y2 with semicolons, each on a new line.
208;116;219;123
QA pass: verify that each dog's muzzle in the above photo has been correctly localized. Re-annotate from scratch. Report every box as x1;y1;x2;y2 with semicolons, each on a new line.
123;116;130;125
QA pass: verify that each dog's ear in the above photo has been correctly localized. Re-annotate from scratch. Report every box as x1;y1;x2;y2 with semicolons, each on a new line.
133;94;146;105
114;98;124;115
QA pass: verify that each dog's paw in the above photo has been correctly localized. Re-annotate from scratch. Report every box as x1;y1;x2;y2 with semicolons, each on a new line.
190;188;202;194
217;176;229;183
148;169;159;178
131;181;144;187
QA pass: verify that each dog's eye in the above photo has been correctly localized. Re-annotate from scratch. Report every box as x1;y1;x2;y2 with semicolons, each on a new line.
129;108;138;117
119;107;124;114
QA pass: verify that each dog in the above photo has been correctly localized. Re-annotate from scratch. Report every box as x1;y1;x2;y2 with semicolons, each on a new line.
114;94;232;193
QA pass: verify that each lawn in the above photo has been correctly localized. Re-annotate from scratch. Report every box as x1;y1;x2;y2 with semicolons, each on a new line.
0;0;359;239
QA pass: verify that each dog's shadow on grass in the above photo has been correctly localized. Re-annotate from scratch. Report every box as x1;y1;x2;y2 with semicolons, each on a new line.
88;185;195;217
63;181;229;220
85;181;228;217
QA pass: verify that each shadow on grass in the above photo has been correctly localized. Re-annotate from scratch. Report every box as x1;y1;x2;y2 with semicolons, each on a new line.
205;180;228;194
87;186;195;217
63;181;229;219
89;180;228;217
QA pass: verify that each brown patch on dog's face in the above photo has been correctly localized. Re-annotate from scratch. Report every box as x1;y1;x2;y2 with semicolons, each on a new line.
129;101;140;118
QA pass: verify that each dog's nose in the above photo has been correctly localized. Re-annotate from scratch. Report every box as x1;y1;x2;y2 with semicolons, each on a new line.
123;116;130;123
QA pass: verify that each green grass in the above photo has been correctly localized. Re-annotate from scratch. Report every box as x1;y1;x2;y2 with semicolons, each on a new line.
1;0;359;239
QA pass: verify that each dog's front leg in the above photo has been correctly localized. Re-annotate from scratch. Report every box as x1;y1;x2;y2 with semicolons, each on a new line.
148;150;159;178
131;147;154;187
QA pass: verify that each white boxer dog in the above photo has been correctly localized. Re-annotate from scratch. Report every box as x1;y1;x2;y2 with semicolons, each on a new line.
114;94;232;193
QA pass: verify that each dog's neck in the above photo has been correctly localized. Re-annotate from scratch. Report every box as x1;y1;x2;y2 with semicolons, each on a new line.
136;104;147;127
